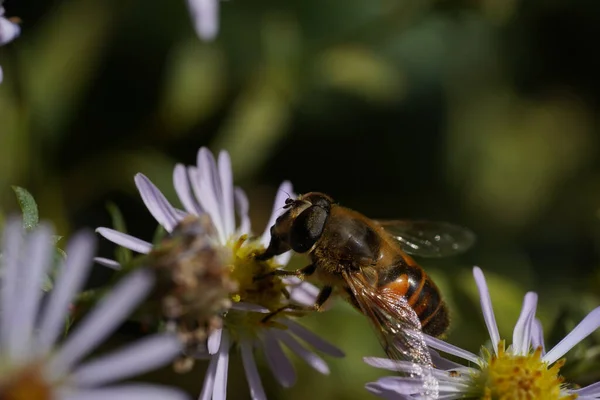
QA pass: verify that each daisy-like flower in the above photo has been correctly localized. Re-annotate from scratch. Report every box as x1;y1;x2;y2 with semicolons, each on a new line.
365;266;600;399
0;219;187;399
0;1;20;83
96;147;344;399
186;0;221;41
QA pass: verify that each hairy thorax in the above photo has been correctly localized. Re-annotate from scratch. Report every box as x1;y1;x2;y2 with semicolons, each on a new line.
310;206;381;275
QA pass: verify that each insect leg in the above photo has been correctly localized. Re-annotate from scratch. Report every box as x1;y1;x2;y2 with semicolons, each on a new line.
312;285;333;310
262;285;333;323
253;263;316;282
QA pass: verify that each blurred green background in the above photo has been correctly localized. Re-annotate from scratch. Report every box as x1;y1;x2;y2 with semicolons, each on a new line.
2;0;600;398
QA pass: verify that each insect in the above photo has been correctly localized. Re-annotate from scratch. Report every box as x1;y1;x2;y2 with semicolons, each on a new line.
255;192;475;368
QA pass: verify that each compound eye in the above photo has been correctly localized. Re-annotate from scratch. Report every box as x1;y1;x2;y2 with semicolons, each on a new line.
289;205;328;253
283;197;294;209
305;194;331;211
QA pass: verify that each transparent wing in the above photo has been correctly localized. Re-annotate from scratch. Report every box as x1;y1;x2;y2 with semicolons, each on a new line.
342;270;440;397
375;220;475;258
341;270;432;366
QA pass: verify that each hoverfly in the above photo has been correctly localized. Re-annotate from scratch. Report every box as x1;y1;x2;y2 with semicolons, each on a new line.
256;192;474;373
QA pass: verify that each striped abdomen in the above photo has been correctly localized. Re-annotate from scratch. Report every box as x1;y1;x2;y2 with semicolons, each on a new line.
377;257;449;337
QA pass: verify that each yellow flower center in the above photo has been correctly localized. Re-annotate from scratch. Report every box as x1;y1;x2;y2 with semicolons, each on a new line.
0;364;52;400
480;340;576;400
228;235;288;309
225;235;293;340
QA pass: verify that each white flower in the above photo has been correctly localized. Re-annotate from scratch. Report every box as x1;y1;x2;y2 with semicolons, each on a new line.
0;219;187;400
365;266;600;399
186;0;220;41
0;2;21;83
96;147;344;399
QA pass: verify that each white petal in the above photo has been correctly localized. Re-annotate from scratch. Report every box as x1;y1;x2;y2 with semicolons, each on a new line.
95;228;152;254
241;339;266;400
531;318;546;355
188;165;224;242
188;167;211;227
367;377;425;396
473;266;501;354
135;173;182;233
208;327;223;355
212;329;230;400
543;306;600;365
262;330;296;387
230;302;269;313
574;394;600;400
174;208;189;219
363;357;454;382
217;151;235;238
60;384;189;400
46;270;154;379
365;382;411;400
0;218;23;352
274;330;329;374
574;395;599;400
234;187;251;235
10;224;54;360
72;334;182;387
37;231;97;354
512;292;538;355
0;15;20;45
285;278;320;307
572;381;600;396
424;335;480;365
429;349;464;370
173;164;202;215
194;149;226;243
260;181;293;248
372;375;473;395
94;257;121;270
198;352;219;400
186;0;219;41
281;318;345;357
274;251;293;268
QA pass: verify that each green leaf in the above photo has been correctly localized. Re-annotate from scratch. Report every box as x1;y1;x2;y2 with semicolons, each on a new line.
106;202;132;265
41;274;54;292
152;224;167;246
43;246;68;293
55;247;67;262
11;186;39;231
106;201;127;233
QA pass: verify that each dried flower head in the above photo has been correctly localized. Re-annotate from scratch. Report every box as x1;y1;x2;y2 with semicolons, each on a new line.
147;214;237;366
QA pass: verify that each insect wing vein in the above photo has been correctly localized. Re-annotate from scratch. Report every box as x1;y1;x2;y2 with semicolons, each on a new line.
341;271;432;367
375;220;475;258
